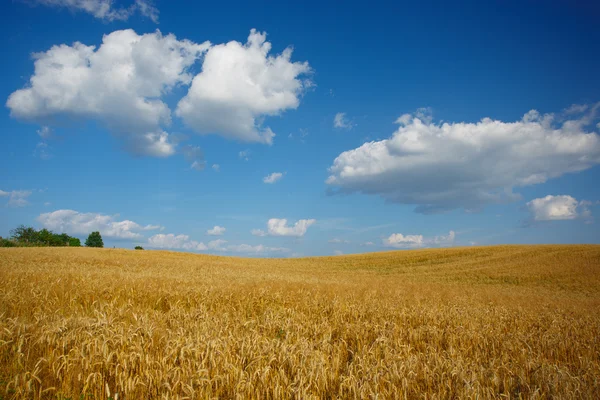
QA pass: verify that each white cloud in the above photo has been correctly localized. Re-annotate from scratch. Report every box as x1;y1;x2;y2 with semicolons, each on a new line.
383;233;424;248
0;190;33;207
383;230;456;249
263;172;284;184
328;238;349;244
148;233;208;250
176;29;311;145
148;234;285;255
327;104;600;213
527;195;592;222
37;126;52;139
34;142;52;160
133;0;158;22
182;145;205;171
207;225;226;236
431;230;456;246
38;209;162;239
267;218;316;237
226;244;289;254
333;250;344;256
212;164;220;172
7;29;210;157
564;104;589;115
147;234;226;251
252;219;315;237
361;241;375;246
32;0;159;22
207;239;228;251
239;150;251;161
333;112;353;129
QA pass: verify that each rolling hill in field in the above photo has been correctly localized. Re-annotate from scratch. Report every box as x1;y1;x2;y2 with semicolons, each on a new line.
1;245;599;398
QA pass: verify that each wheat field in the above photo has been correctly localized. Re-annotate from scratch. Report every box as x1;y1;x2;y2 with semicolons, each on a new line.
0;245;599;399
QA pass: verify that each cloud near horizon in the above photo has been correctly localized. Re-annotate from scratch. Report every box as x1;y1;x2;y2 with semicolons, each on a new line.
383;230;456;248
147;234;225;251
38;209;162;239
147;233;288;254
252;218;316;237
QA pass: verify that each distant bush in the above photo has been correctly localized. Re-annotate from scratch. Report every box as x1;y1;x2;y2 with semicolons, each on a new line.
69;237;82;247
135;246;144;250
85;231;104;248
0;237;17;247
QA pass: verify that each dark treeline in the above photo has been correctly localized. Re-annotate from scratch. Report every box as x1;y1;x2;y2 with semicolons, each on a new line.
0;225;81;247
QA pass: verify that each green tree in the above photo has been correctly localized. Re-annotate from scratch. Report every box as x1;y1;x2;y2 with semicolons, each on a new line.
135;246;144;250
0;237;16;247
85;231;104;248
10;225;40;244
69;237;82;247
58;233;71;245
38;228;53;245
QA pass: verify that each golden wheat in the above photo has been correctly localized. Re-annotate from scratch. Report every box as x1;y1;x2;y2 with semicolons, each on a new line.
1;245;599;399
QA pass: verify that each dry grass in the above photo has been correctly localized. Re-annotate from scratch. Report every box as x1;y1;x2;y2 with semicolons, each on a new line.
1;245;599;399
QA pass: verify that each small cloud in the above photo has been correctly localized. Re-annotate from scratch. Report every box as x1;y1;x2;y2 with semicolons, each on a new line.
383;230;456;249
212;164;220;172
239;149;251;161
263;172;284;184
30;0;160;22
148;233;209;251
383;233;424;248
361;241;375;246
334;112;354;129
526;195;593;224
147;234;227;251
252;218;316;237
0;189;32;207
333;250;343;256
226;244;290;254
564;103;589;115
34;142;52;160
182;145;205;171
414;107;433;124
44;202;51;207
207;226;226;236
37;126;53;139
328;238;349;244
288;129;309;143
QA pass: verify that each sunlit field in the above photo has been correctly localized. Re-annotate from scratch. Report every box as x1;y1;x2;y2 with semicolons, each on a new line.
1;245;599;399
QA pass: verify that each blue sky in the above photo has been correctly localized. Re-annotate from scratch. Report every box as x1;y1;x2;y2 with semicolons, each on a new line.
1;0;599;256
